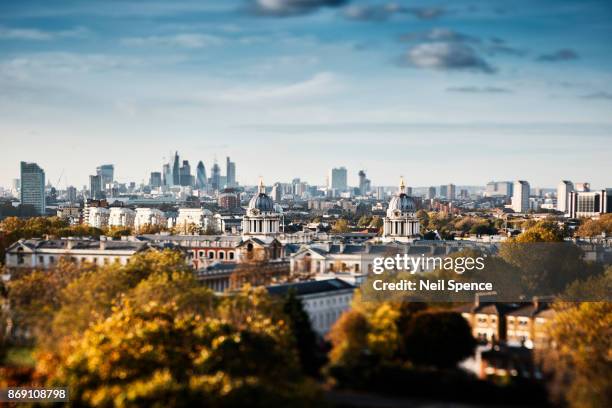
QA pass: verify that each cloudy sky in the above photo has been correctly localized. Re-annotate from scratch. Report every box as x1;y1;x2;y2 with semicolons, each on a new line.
1;0;611;189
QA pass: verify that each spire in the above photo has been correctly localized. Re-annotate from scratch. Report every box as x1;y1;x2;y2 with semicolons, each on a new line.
399;176;406;194
258;177;266;194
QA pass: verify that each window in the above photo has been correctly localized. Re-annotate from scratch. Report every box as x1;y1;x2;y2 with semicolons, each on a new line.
208;251;214;259
92;257;98;264
199;251;205;258
229;252;235;260
49;256;55;264
219;252;225;260
39;256;44;264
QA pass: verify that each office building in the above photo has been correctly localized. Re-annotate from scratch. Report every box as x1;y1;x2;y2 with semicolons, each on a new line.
162;163;172;186
447;183;456;200
89;175;103;200
271;182;282;202
439;185;448;199
66;186;77;203
512;180;530;213
179;160;193;186
328;167;348;191
485;181;513;197
211;162;221;191
557;180;574;213
108;207;136;228
358;170;371;196
20;161;46;215
196;161;207;189
150;172;162;188
568;189;611;218
226;157;236;188
172;152;180;186
96;164;114;191
428;186;436;200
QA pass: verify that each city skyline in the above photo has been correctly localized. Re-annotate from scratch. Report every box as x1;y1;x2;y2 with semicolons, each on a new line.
1;0;611;187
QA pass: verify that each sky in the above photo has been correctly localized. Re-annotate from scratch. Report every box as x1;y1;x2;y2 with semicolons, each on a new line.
1;0;611;189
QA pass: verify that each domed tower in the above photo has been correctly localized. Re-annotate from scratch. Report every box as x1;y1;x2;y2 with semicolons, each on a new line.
242;178;281;237
382;177;420;242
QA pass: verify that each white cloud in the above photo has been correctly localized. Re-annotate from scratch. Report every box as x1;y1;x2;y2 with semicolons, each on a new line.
0;26;89;41
120;33;223;48
208;72;341;103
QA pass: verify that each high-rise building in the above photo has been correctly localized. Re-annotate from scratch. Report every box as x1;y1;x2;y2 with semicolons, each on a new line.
179;160;193;186
272;182;282;202
172;152;180;186
428;186;436;200
568;189;612;218
20;161;46;215
447;184;456;200
557;180;574;213
358;170;369;195
89;175;103;200
211;162;221;191
406;186;413;196
162;163;172;186
96;164;114;191
485;181;513;197
512;180;530;213
196;161;207;189
439;185;448;199
226;157;236;188
150;172;162;188
328;167;347;191
66;186;77;203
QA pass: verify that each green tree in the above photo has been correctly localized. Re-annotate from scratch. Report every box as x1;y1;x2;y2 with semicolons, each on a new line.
332;219;350;233
540;301;612;408
282;290;323;377
401;311;476;369
40;301;318;407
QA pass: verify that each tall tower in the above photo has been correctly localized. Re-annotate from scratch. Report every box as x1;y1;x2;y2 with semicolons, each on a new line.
211;162;221;191
20;161;46;215
172;151;180;186
512;180;530;213
226;156;236;188
196;161;207;189
557;180;574;213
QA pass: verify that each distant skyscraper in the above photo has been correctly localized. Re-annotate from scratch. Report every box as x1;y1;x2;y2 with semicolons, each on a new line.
358;170;371;195
512;180;530;213
226;157;236;188
447;183;456;200
172;152;180;186
211;162;221;191
96;164;114;191
162;163;172;186
485;181;513;197
557;180;574;213
328;167;347;191
272;182;282;202
66;186;77;203
406;186;413;196
179;160;192;186
20;161;46;215
89;175;103;200
150;172;162;188
196;161;207;189
439;185;448;199
428;186;436;200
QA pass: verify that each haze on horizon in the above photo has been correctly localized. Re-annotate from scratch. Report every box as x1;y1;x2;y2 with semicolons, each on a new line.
1;0;611;189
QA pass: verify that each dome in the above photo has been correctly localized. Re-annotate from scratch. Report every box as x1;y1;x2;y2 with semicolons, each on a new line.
248;178;275;212
388;194;416;212
388;177;415;212
249;193;274;212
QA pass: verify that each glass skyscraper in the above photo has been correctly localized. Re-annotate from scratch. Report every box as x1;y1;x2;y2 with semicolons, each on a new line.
20;161;46;215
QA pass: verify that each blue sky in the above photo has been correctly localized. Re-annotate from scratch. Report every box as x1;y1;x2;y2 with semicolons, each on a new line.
1;0;611;189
